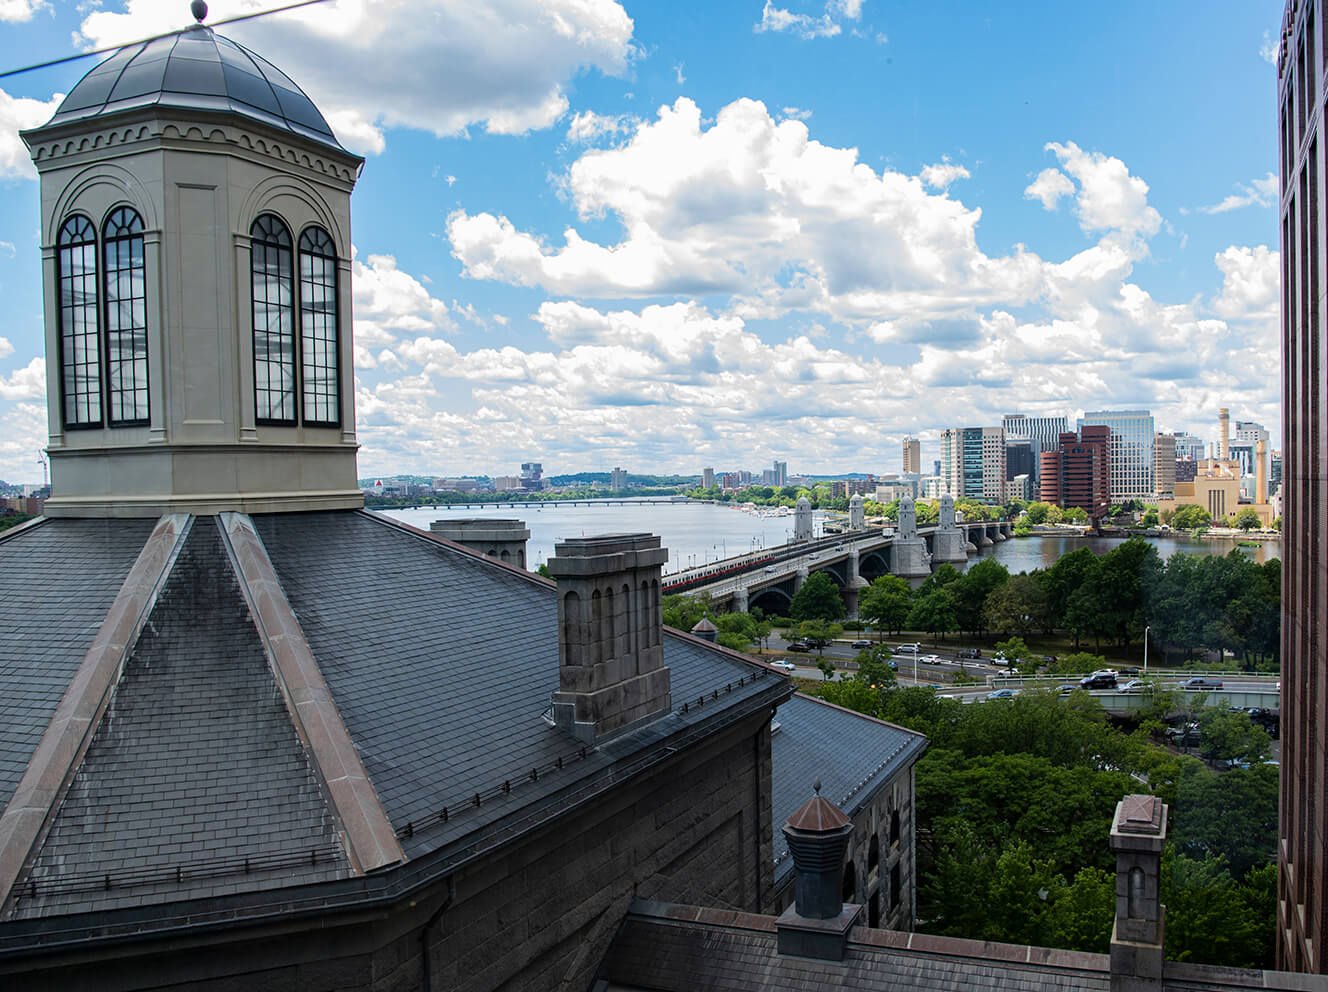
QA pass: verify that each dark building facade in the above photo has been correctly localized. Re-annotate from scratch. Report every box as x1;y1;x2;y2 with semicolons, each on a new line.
1279;0;1328;973
1036;426;1110;518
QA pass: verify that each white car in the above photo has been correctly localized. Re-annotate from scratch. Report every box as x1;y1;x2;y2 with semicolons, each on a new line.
921;654;941;664
771;660;797;672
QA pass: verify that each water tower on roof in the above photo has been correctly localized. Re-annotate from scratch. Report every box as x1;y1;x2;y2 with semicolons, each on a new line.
21;1;364;517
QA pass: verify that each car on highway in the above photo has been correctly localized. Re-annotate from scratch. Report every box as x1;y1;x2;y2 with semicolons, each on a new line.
920;654;941;664
892;643;922;655
786;642;810;653
1055;684;1081;695
957;647;982;659
850;640;873;650
1080;671;1118;689
1118;679;1153;694
986;688;1019;701
1179;676;1224;690
1118;667;1140;676
770;660;797;672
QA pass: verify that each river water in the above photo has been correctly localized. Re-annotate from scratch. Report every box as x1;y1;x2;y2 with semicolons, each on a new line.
377;500;1281;575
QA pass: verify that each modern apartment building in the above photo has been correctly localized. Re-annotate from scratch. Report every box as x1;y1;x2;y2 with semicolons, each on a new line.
702;467;715;489
1278;0;1328;970
1170;431;1207;462
610;467;628;491
1077;410;1155;501
1153;433;1177;499
902;437;921;475
773;460;788;487
940;427;1006;503
1037;427;1110;519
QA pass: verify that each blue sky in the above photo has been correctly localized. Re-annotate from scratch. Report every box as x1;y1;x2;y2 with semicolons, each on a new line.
0;0;1283;483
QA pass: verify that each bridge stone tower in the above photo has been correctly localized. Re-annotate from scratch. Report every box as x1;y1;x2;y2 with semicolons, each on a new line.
931;493;968;564
843;548;869;619
848;493;865;531
892;495;931;578
794;496;813;542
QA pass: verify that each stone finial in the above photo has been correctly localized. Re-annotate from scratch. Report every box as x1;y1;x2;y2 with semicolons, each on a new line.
191;0;208;23
1109;794;1168;992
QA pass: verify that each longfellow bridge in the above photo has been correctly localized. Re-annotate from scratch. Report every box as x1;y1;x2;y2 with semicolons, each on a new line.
661;520;1014;618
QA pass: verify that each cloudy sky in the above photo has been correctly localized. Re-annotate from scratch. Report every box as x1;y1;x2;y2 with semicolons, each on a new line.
0;0;1282;483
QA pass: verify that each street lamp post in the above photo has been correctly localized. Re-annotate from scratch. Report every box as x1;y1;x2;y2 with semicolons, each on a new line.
1143;625;1150;675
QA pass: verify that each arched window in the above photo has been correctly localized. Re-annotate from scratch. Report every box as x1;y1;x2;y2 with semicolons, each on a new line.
250;215;295;424
841;860;856;903
298;226;339;426
102;207;149;425
56;215;102;428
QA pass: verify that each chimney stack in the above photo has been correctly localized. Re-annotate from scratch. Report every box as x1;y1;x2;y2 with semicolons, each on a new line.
548;534;670;745
1109;794;1168;992
776;786;860;961
1219;408;1230;461
1256;438;1268;504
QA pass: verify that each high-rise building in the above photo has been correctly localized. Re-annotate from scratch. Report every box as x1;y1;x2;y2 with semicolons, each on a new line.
902;437;921;475
1004;437;1039;484
773;460;788;487
1038;427;1110;518
1170;431;1206;462
1235;420;1271;443
702;467;715;489
610;467;628;491
1153;433;1176;499
1077;410;1155;501
940;427;1006;503
1278;4;1328;969
1002;415;1068;485
520;462;544;491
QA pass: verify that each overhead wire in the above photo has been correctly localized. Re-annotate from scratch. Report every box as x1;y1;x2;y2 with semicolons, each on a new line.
0;0;335;81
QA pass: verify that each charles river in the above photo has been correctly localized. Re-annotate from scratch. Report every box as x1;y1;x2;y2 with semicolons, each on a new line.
379;499;1281;576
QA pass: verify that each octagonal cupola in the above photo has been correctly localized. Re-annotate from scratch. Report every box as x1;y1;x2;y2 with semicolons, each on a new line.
21;2;364;517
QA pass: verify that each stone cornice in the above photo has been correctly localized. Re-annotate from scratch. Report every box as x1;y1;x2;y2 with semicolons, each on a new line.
23;109;361;187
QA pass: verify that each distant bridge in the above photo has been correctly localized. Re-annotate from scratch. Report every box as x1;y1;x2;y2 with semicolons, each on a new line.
663;520;1014;617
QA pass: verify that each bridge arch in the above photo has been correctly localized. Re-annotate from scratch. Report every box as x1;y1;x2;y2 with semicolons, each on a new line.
749;586;793;615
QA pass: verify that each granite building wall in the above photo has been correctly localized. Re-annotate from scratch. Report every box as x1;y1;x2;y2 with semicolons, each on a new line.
3;713;775;992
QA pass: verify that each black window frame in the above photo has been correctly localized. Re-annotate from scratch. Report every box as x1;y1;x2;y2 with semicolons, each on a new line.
55;213;104;430
101;206;150;427
297;225;341;428
250;213;298;426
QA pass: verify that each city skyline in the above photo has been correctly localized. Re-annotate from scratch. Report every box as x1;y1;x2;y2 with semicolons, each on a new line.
0;1;1282;482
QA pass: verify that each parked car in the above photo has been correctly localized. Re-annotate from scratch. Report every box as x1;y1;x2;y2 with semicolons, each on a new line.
1080;671;1118;690
850;640;873;650
1179;676;1224;690
957;647;982;659
1118;679;1153;694
786;642;810;653
986;688;1019;701
771;660;797;672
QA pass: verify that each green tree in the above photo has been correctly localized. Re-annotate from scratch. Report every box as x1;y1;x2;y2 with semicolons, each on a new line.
908;588;957;642
1172;763;1278;878
1234;507;1262;531
1163;852;1275;968
1063;506;1088;524
859;575;913;636
662;593;712;631
816;658;836;681
789;571;845;621
797;619;843;653
854;645;898;688
983;573;1050;637
1172;504;1212;531
951;558;1010;636
1023;501;1052;525
1196;704;1271;765
993;636;1031;671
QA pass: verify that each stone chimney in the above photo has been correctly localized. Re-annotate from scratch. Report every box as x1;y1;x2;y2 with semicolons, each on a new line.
548;534;671;745
776;785;860;961
1219;408;1230;461
1109;794;1168;992
429;517;531;568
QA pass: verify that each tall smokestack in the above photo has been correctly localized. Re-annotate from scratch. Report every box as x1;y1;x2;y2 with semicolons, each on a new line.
1219;408;1230;461
1257;438;1268;504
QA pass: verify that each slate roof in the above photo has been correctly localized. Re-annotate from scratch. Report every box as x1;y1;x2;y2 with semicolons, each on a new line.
0;517;154;815
771;695;927;888
0;508;788;929
253;510;785;858
8;519;348;919
597;900;1316;992
39;25;349;153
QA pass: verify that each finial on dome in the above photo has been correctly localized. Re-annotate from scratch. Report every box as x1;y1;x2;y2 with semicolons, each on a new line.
813;778;821;795
190;0;208;23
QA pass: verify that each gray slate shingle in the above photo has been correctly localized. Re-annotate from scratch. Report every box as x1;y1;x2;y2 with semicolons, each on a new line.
0;517;155;814
10;518;348;918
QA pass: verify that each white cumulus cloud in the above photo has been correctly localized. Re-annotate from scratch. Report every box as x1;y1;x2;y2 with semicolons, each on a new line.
0;88;63;180
1192;172;1279;215
756;0;865;40
0;0;46;22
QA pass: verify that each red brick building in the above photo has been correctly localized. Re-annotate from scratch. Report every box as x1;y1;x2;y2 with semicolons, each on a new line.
1036;426;1111;519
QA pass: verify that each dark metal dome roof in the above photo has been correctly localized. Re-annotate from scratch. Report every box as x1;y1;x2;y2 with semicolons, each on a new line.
45;25;346;152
